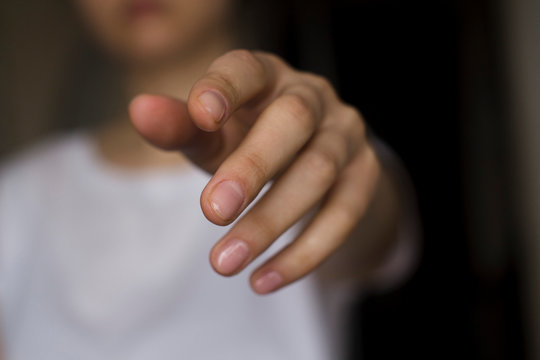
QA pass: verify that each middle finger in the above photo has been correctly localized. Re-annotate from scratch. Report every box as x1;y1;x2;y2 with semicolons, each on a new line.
200;83;325;225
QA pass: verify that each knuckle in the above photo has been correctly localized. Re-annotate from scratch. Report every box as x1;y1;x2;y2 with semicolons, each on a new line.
314;74;333;91
249;212;278;241
332;206;359;232
364;144;382;176
339;105;366;145
304;147;340;185
300;84;325;118
257;51;289;71
241;151;270;186
292;239;334;273
294;249;320;271
340;104;361;122
227;49;266;78
304;73;336;98
280;93;316;133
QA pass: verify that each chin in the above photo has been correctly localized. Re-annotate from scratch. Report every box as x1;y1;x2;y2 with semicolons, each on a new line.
122;30;188;66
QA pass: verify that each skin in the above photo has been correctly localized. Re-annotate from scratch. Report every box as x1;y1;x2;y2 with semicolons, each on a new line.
75;0;402;294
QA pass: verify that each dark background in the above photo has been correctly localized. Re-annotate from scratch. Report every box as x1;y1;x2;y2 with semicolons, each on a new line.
284;0;526;359
333;1;522;359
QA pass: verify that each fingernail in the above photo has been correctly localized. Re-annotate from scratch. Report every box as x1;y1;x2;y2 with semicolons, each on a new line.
199;91;226;123
210;180;244;221
254;271;283;294
216;239;250;274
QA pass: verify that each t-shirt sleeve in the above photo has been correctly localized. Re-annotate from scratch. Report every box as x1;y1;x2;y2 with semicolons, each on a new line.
364;136;422;292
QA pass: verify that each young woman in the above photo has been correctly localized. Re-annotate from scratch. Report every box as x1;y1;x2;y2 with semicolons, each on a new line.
0;0;418;358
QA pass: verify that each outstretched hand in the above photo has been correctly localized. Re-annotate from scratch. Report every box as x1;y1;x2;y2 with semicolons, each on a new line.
129;50;382;294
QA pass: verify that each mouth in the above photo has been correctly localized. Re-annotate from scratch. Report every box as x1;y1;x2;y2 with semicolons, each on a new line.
125;0;167;21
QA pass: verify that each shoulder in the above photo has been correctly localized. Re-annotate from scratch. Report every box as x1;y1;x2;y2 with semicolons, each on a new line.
0;132;88;184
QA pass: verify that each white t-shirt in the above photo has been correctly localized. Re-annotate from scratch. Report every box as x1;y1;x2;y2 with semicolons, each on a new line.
0;133;340;360
0;132;419;359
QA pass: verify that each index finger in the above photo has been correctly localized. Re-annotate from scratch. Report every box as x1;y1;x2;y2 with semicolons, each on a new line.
187;50;284;132
131;50;289;173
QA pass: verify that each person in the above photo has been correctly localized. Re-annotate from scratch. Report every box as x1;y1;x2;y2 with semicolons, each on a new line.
0;0;419;359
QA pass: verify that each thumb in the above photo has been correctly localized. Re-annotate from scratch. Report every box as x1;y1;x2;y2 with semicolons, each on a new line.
130;94;204;150
129;94;238;173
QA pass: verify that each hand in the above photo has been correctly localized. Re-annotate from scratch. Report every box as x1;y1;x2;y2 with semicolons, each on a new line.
129;50;382;294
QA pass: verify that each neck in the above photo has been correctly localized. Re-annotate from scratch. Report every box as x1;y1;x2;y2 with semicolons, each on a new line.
95;33;232;170
95;119;189;170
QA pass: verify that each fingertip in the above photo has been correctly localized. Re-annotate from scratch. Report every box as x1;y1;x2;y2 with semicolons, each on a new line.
188;85;229;132
209;238;250;277
128;94;195;150
199;189;236;227
128;93;148;114
208;247;231;277
250;269;284;295
128;94;159;135
199;90;228;125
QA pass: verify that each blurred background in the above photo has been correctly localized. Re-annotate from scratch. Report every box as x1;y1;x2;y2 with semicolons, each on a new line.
0;0;538;359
